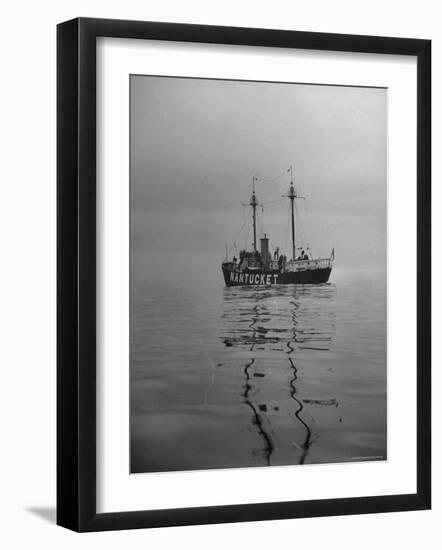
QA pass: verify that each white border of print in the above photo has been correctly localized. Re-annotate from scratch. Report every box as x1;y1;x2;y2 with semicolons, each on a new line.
96;37;417;513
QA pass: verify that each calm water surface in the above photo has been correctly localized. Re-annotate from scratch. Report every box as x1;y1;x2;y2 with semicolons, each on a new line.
130;263;386;473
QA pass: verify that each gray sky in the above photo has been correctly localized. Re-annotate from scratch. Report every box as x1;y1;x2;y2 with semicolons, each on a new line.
130;75;386;273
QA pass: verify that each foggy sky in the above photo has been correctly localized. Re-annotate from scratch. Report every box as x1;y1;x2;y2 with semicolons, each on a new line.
130;75;386;273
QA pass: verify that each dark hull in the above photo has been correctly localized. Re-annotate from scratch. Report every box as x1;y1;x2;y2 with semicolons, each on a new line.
222;265;332;287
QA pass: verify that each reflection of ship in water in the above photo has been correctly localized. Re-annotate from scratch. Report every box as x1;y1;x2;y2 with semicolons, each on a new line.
221;284;336;466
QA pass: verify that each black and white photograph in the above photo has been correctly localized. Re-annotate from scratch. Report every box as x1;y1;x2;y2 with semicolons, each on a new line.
129;75;387;473
0;0;434;543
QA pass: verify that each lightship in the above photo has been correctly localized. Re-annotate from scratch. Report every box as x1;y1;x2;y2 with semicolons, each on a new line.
222;167;334;287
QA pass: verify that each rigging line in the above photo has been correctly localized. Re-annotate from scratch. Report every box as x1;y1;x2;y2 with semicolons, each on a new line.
294;201;312;254
293;202;303;244
258;175;290;204
229;210;251;253
301;195;314;254
244;220;252;251
257;209;266;237
256;169;290;184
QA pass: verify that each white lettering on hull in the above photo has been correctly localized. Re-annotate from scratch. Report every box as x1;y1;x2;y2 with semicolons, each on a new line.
228;271;278;285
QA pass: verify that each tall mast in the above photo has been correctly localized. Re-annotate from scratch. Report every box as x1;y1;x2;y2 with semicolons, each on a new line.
288;167;296;260
284;166;304;260
250;176;258;252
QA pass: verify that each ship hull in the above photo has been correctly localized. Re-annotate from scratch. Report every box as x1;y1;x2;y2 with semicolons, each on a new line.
222;265;332;287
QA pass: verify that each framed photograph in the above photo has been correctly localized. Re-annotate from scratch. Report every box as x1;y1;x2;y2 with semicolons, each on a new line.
57;17;431;531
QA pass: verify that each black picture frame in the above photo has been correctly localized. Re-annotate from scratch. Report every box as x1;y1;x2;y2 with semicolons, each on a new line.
57;17;431;532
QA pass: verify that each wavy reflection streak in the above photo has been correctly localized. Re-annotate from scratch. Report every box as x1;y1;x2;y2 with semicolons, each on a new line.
221;284;335;466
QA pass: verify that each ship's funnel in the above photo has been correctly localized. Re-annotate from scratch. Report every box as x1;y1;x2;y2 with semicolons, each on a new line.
260;235;270;266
